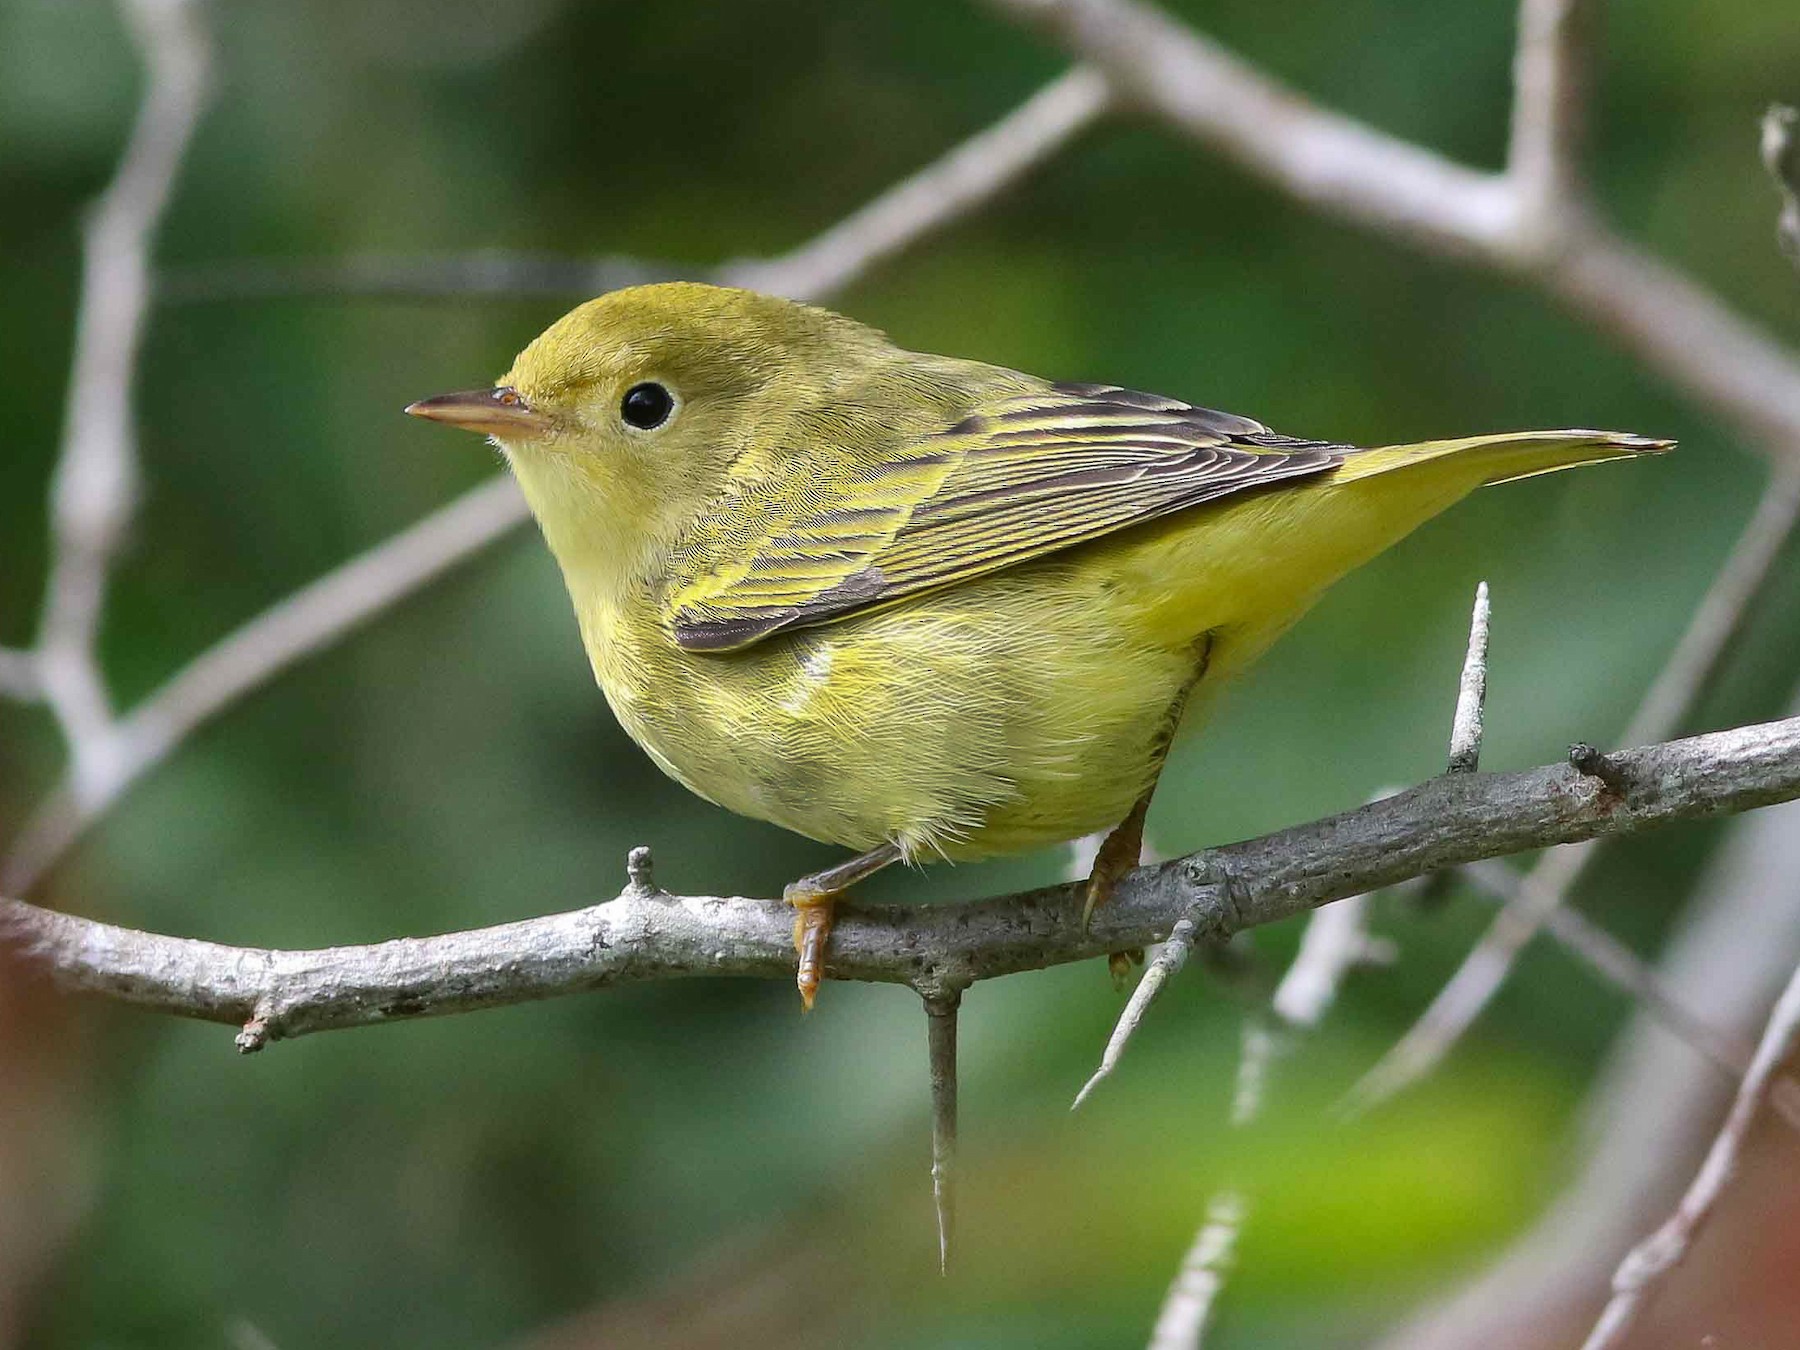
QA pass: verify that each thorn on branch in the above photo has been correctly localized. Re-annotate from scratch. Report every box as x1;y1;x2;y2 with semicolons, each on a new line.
624;845;660;898
922;987;963;1275
1072;909;1207;1110
1570;742;1630;797
1447;582;1491;775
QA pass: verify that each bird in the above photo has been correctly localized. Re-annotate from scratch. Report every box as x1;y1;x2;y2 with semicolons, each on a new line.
408;282;1670;1008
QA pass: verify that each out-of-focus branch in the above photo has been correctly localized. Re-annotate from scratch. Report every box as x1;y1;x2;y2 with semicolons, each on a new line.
1765;106;1799;268
4;717;1797;1048
22;0;212;801
1148;1188;1244;1350
3;70;1113;892
1148;894;1382;1349
987;0;1800;464
1579;956;1800;1350
1508;0;1592;223
1379;784;1800;1350
156;69;1112;305
1461;858;1800;1128
730;68;1112;303
1076;570;1488;1110
0;651;42;703
1;475;529;894
1624;469;1800;749
1349;445;1800;1110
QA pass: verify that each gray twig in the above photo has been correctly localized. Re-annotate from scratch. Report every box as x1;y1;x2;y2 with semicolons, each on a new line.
23;0;212;801
3;475;529;893
3;72;1113;893
1447;582;1491;775
0;650;42;703
1458;858;1800;1128
1579;957;1800;1350
1349;467;1800;1110
1375;762;1800;1350
1764;105;1799;269
1508;0;1593;226
1148;1186;1245;1349
1146;890;1383;1347
988;0;1800;463
7;717;1795;1047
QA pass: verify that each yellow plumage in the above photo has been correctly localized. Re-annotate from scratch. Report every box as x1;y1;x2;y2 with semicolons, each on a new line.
408;281;1669;1002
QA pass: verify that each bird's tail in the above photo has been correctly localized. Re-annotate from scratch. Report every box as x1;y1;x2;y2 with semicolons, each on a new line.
1329;428;1674;489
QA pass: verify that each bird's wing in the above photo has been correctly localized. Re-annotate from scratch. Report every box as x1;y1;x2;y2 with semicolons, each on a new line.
668;382;1347;652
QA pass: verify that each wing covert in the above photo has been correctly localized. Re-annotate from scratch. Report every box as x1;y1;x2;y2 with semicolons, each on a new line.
670;382;1345;652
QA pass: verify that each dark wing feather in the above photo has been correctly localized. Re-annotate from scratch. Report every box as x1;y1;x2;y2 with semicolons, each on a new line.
669;382;1345;652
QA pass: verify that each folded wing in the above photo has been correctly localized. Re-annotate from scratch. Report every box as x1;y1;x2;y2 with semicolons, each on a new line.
669;382;1346;652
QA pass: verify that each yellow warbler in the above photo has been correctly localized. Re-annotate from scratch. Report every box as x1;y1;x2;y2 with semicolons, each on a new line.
409;282;1669;1007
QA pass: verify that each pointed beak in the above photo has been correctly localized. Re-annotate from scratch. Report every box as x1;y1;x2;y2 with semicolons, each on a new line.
405;386;553;438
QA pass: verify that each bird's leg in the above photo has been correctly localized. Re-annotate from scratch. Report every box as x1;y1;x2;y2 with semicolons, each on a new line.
1083;789;1154;931
1083;635;1215;965
784;841;903;1010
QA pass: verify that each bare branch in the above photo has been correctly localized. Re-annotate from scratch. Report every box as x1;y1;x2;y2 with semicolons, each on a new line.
988;0;1515;256
987;0;1800;464
0;651;41;703
1537;235;1800;456
1460;858;1800;1128
1765;105;1799;269
1509;0;1594;226
33;0;211;798
1447;583;1491;776
1148;1185;1244;1349
1623;467;1800;748
1579;957;1800;1350
6;74;1113;893
1350;468;1800;1109
1147;885;1382;1347
6;714;1792;1051
731;68;1112;303
157;69;1112;306
1376;786;1800;1350
2;476;528;893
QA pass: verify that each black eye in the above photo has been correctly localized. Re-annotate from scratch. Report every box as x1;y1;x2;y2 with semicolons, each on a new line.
621;382;673;430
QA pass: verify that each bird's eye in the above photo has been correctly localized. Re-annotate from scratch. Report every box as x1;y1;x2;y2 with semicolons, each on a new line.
620;382;674;431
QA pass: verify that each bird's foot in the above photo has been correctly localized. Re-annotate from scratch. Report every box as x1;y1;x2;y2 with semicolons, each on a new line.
784;882;838;1013
782;841;903;1011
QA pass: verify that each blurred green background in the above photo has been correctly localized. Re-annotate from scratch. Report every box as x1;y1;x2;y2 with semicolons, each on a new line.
2;0;1796;1346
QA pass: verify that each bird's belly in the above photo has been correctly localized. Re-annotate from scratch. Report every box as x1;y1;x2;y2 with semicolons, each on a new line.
590;562;1227;863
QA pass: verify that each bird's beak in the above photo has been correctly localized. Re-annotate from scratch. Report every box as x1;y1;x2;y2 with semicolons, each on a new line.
405;386;552;438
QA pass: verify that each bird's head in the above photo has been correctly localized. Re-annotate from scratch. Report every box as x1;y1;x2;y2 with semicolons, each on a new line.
408;282;890;583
